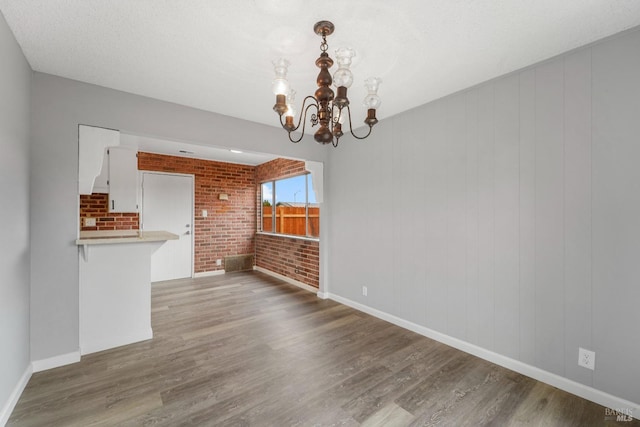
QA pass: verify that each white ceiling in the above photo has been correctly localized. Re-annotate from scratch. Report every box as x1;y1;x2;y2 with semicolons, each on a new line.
120;133;277;166
1;0;640;134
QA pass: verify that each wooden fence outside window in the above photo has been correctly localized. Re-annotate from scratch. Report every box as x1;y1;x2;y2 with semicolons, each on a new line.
262;206;319;238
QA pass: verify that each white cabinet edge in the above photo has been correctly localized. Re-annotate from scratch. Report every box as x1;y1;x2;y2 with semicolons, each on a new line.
78;125;120;195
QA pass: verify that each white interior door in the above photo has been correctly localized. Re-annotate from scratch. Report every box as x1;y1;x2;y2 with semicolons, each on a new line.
142;172;193;282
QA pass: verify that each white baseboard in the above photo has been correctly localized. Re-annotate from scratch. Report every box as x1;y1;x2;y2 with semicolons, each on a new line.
254;266;318;294
0;364;32;426
327;292;640;414
32;350;81;373
80;328;153;356
316;291;329;300
193;270;225;278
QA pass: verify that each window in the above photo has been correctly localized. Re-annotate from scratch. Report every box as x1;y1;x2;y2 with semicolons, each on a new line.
261;173;319;238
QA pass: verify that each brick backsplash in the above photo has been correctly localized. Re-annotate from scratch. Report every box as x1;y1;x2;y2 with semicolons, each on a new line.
79;193;139;231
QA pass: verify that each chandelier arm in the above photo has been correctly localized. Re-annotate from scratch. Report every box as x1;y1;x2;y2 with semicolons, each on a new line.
345;106;374;140
279;96;319;133
286;131;305;144
295;96;320;131
282;100;320;143
297;101;319;136
299;96;320;129
349;125;374;140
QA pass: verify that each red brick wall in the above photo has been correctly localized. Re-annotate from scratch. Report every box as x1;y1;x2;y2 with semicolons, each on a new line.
138;152;256;274
255;158;307;182
255;158;320;289
79;193;139;231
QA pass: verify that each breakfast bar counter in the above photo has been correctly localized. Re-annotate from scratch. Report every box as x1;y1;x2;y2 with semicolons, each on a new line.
76;229;178;355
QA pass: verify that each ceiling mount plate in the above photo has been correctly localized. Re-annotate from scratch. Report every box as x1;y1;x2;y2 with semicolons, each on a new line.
313;21;335;36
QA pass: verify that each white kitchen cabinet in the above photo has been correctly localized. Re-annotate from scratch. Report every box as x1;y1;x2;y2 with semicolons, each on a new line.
108;147;138;212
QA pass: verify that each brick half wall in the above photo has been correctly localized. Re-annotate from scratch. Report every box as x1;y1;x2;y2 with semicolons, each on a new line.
255;233;319;288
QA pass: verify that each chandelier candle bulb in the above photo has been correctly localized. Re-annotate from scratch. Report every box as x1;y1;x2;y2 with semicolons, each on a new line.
285;89;296;118
334;121;343;138
271;20;381;147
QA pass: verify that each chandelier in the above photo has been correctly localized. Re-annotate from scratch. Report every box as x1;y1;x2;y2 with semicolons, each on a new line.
272;20;382;147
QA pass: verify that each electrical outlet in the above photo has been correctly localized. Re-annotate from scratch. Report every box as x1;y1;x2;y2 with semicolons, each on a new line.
84;217;96;227
216;259;222;266
362;286;368;297
578;347;595;370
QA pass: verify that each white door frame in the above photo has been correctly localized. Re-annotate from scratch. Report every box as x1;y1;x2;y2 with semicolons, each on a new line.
140;171;195;279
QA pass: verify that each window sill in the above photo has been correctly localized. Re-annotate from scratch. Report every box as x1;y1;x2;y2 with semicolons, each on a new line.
256;231;320;243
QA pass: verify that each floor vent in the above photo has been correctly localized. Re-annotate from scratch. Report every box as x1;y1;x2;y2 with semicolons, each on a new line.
224;254;254;273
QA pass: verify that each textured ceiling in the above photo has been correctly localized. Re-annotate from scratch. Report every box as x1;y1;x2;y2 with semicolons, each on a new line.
1;0;640;132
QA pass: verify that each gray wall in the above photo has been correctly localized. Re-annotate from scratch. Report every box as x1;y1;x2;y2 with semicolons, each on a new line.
327;27;640;404
30;72;327;361
0;9;31;416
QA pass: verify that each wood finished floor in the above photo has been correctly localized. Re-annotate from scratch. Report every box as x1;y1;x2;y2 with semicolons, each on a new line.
8;271;637;426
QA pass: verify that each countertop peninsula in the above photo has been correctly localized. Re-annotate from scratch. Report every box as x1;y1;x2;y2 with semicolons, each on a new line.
76;230;178;245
